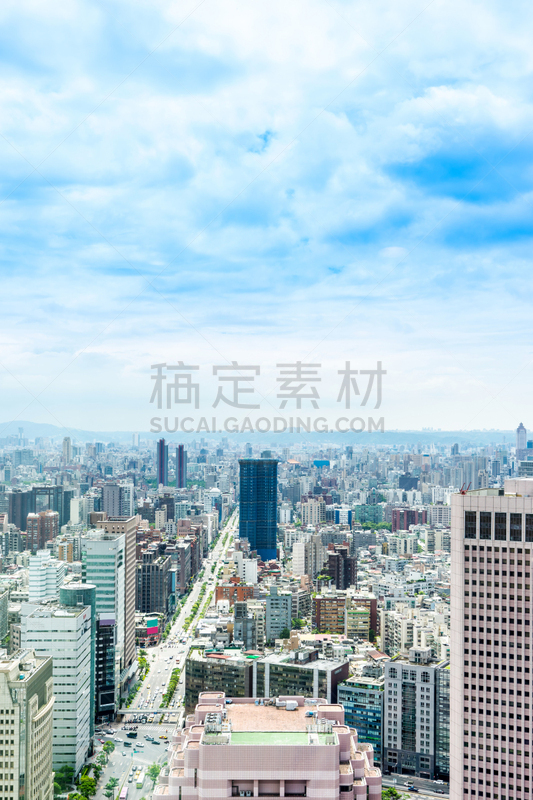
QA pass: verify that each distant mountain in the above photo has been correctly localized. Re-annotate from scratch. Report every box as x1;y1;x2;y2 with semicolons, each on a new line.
0;420;517;447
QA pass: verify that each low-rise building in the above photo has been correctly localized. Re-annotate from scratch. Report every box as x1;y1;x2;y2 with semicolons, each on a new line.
154;692;382;800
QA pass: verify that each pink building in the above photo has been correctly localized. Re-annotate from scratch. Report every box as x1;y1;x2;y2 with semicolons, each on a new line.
154;692;382;800
451;479;533;800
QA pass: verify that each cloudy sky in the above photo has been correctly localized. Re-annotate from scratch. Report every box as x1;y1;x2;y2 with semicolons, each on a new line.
1;0;532;433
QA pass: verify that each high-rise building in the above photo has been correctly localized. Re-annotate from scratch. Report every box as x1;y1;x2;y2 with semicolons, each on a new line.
383;648;450;780
81;516;138;711
338;676;384;764
450;479;533;800
135;547;172;615
157;439;168;486
62;437;72;463
239;459;278;561
176;444;187;488
0;649;54;800
102;484;134;518
26;511;59;552
21;601;92;773
28;550;66;602
59;583;96;740
517;423;528;454
265;586;292;642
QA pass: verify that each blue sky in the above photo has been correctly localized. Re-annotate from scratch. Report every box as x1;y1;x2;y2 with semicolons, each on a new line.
1;0;533;433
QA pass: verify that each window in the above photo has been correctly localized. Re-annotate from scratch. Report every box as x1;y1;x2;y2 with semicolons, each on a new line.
422;672;430;683
466;512;477;539
526;515;533;543
389;668;397;679
495;514;507;541
480;513;492;540
511;514;523;542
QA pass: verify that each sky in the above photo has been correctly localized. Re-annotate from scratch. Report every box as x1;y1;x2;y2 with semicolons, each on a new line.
1;0;533;434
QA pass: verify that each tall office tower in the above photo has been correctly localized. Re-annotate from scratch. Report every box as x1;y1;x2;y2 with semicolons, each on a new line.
176;444;187;488
62;436;72;463
132;432;140;447
28;550;66;602
517;423;528;462
59;583;96;739
157;438;168;486
82;516;138;712
135;547;172;614
517;423;528;452
26;510;59;551
450;478;533;800
21;601;92;773
102;483;134;517
239;459;278;561
102;484;121;517
7;489;33;531
0;649;54;800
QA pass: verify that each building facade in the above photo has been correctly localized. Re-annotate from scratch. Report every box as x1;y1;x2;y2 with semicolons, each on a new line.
154;692;382;800
450;479;533;800
21;602;92;773
239;459;278;561
0;649;54;800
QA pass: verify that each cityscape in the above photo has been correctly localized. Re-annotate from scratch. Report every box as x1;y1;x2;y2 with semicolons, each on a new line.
1;1;531;799
0;426;529;800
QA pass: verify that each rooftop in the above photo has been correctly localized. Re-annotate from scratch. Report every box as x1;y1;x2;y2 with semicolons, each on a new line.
225;701;342;732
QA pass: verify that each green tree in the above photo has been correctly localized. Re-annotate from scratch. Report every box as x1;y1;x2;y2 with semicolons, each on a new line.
279;628;291;639
369;628;376;643
106;778;119;791
54;782;62;795
79;776;97;798
102;741;115;755
291;618;304;630
147;764;161;787
68;794;85;800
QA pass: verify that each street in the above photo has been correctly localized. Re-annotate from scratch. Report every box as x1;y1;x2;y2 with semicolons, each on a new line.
88;510;238;798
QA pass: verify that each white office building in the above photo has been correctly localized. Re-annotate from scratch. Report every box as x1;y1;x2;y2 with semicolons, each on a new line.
28;550;66;603
21;602;92;773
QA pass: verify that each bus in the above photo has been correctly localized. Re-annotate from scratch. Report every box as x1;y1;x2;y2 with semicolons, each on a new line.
119;788;129;800
136;772;145;789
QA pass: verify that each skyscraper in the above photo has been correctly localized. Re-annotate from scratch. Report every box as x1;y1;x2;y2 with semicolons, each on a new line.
239;459;278;561
62;436;72;463
517;423;528;460
157;438;168;486
21;601;92;773
0;649;54;800
517;423;527;452
59;583;97;739
26;510;59;551
176;444;187;488
450;478;533;800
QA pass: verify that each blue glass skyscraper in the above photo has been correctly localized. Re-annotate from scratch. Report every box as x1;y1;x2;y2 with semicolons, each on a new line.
239;459;278;561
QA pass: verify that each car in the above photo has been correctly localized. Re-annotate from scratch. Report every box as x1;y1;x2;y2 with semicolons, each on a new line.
124;742;132;748
128;777;133;783
137;743;145;748
407;789;419;793
145;735;153;741
159;735;168;740
153;740;161;745
98;739;105;744
436;791;445;795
